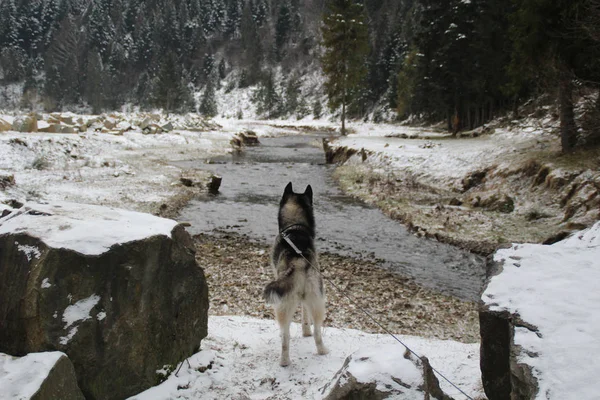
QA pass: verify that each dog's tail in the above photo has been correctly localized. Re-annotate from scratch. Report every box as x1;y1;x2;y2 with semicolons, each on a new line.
263;268;294;305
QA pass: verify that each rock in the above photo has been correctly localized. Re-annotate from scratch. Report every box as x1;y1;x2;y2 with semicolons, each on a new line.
38;124;61;133
160;122;174;132
140;117;153;130
37;121;51;132
0;352;85;400
462;168;489;192
233;130;260;146
321;345;453;400
180;177;194;187
208;175;222;194
60;125;77;134
0;174;15;190
116;121;132;133
480;224;600;400
323;141;358;164
103;119;116;130
12;115;38;133
448;197;462;206
38;124;78;134
58;115;74;125
479;193;515;213
0;118;11;131
48;115;61;124
143;124;162;135
0;202;209;400
479;309;512;400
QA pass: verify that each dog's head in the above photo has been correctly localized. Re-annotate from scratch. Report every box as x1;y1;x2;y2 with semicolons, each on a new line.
278;182;314;233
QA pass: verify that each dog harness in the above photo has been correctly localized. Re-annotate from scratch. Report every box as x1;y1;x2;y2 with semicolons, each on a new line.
279;224;312;255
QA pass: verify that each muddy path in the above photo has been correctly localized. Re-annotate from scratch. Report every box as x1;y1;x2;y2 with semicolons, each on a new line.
176;133;486;301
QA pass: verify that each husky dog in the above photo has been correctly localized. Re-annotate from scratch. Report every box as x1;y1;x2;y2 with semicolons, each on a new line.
264;182;328;366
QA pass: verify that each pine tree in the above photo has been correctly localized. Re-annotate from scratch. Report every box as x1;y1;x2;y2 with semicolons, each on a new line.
85;51;106;114
253;72;281;118
396;48;418;119
152;52;194;112
313;99;323;119
199;80;218;117
88;0;115;59
284;75;302;115
44;17;85;109
321;0;370;135
509;0;589;152
252;0;268;27
202;53;216;84
225;0;243;38
275;2;292;61
218;58;227;79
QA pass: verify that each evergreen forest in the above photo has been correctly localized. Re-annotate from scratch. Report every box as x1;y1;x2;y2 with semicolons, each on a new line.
1;0;599;149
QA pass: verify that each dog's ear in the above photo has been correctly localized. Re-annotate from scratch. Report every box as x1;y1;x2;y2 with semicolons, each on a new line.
284;182;293;196
304;185;313;204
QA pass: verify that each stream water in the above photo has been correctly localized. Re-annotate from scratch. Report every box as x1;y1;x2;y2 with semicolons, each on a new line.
177;133;486;301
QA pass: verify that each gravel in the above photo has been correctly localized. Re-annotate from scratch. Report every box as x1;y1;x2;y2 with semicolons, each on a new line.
195;231;480;344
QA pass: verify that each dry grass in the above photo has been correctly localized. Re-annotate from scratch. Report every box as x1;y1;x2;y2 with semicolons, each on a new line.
195;232;480;343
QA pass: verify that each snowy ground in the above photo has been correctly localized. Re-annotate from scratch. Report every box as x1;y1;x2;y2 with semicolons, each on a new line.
130;316;484;400
332;119;556;190
325;117;600;253
483;221;600;400
0;112;330;217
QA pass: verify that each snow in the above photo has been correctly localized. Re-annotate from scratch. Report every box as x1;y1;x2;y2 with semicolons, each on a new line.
59;294;101;345
0;351;66;400
129;316;483;400
62;294;100;328
344;344;422;392
0;202;178;256
329;122;552;191
15;241;41;261
483;222;600;400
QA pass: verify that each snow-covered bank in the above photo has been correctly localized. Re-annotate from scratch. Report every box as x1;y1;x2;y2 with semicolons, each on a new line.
482;222;600;399
331;122;551;195
326;119;600;254
130;316;484;399
0;113;327;217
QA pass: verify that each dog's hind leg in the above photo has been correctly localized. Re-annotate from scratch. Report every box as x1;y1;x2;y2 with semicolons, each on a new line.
308;298;328;355
301;304;312;337
275;302;295;367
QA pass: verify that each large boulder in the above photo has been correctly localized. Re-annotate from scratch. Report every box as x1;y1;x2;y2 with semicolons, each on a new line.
0;351;84;400
321;344;453;399
0;202;209;400
480;222;600;399
12;115;38;133
0;118;12;132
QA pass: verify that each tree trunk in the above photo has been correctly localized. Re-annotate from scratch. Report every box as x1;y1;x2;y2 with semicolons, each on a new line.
341;100;346;135
512;96;519;119
341;77;347;135
559;77;578;152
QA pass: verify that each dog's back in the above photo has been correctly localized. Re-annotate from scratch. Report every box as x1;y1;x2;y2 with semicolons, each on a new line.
264;231;322;304
263;182;328;366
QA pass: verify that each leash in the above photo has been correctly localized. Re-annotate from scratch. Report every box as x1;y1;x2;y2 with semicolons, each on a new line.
280;231;475;400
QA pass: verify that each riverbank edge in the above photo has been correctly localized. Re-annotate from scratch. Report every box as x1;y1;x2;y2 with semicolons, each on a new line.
325;138;600;257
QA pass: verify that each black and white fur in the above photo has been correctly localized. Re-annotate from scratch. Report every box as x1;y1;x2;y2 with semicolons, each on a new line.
264;182;328;366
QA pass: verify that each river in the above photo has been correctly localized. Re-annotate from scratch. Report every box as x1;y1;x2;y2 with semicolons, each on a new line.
176;132;485;301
